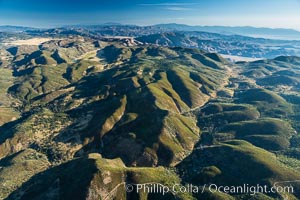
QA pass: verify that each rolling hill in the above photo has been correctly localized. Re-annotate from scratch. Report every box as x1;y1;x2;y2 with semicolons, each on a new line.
1;31;300;199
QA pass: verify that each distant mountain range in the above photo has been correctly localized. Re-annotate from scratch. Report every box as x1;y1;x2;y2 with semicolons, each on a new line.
152;23;300;40
2;23;300;40
2;24;300;60
0;25;37;32
136;32;300;60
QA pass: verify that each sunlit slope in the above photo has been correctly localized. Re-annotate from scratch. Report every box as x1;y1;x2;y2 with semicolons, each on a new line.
1;39;228;168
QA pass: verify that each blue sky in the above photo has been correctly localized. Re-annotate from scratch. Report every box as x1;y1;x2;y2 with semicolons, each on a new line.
0;0;300;30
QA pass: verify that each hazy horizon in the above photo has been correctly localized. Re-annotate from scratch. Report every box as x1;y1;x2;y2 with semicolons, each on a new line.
2;23;300;32
0;0;300;30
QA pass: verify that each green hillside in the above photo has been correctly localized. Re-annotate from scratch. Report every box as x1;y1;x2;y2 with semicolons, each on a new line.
1;35;300;199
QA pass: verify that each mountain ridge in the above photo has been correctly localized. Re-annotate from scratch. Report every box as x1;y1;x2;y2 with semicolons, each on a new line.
2;23;300;40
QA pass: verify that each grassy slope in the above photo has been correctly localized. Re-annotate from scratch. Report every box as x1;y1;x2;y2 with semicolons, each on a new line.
0;68;19;125
6;153;193;200
178;140;300;199
0;149;50;199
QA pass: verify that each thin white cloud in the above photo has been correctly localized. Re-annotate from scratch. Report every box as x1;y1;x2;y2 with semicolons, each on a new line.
139;2;197;11
139;3;200;6
164;7;192;11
